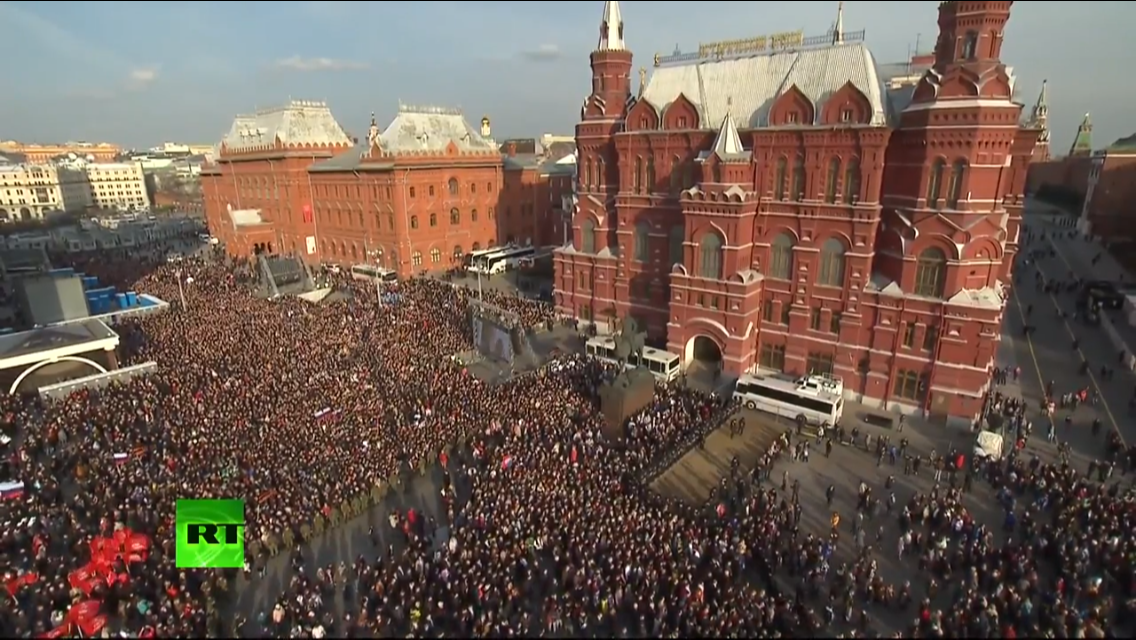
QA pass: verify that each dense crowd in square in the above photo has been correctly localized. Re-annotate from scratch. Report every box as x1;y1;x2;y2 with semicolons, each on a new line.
0;239;1132;637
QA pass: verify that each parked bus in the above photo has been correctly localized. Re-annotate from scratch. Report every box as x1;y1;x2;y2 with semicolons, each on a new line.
475;246;536;275
350;264;398;283
462;247;500;270
584;336;681;382
734;372;844;426
468;248;509;274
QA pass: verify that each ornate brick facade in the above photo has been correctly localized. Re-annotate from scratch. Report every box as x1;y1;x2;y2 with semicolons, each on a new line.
201;103;575;274
554;1;1039;421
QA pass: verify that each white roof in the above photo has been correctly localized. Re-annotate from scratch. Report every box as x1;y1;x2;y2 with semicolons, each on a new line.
642;41;886;128
380;105;498;155
221;101;351;152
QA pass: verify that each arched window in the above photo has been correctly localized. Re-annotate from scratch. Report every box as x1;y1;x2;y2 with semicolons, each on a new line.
817;238;847;287
947;160;967;209
351;245;358;260
429;212;437;227
597;156;605;186
962;30;978;60
581;219;597;253
430;248;442;264
926;159;945;209
669;155;682;193
410;215;419;229
699;233;724;280
769;232;795;280
646;157;656;192
824;157;841;204
843;158;861;204
450;208;460;224
669;225;685;267
774;157;788;200
448;178;459;195
411;251;423;267
634;157;643;193
712;163;722;183
914;247;948;297
634;221;650;262
453;245;463;260
790;156;805;201
583;158;592;189
471;209;478;222
472;242;481;251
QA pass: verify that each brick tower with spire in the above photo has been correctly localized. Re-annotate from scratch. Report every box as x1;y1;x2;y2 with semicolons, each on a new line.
1028;80;1050;162
572;0;633;263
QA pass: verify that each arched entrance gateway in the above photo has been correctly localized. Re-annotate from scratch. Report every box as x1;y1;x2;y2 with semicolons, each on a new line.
684;335;723;372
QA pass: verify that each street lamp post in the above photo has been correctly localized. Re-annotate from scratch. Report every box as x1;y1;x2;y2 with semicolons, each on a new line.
175;269;188;309
369;248;384;304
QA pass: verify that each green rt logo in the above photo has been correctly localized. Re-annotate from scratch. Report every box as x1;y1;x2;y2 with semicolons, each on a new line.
175;499;245;568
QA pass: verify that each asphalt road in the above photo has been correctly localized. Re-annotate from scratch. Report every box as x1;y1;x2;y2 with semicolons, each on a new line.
999;211;1136;465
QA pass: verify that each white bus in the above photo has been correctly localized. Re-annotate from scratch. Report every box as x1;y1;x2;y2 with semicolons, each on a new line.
350;264;398;283
479;246;536;275
463;247;500;270
468;248;509;274
734;372;845;426
584;336;681;382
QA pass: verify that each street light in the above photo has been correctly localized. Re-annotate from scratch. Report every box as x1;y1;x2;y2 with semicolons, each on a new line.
368;248;384;304
174;268;188;309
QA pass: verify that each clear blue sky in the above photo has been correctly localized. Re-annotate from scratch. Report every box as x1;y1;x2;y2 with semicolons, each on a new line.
1;1;1130;153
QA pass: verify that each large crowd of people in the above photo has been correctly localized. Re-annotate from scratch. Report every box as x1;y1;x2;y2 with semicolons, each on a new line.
1;235;1134;638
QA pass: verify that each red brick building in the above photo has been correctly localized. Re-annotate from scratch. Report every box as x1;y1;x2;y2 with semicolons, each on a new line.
1028;114;1136;240
554;1;1039;421
201;102;575;274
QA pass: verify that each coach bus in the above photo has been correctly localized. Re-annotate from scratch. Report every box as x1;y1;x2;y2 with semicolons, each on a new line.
463;247;500;270
350;264;398;283
584;336;681;382
473;246;536;275
734;372;844;426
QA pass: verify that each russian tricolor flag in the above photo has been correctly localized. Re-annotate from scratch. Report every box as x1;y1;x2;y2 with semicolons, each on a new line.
114;453;129;465
501;455;514;470
0;481;25;500
313;408;342;422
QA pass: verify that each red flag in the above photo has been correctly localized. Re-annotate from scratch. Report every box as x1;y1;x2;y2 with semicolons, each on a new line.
76;614;108;638
64;600;102;627
37;624;70;639
570;446;578;464
68;565;95;591
139;626;156;639
127;533;151;557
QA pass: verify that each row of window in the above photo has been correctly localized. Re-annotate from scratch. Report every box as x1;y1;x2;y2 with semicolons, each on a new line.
408;178;494;199
578;155;864;204
758;346;928;401
236;177;499;203
582;222;950;298
757;345;835;377
408;208;488;230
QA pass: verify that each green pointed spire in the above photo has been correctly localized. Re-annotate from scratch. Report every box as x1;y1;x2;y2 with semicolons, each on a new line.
1070;113;1093;156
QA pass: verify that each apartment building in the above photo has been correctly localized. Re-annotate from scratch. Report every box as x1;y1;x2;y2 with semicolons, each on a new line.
58;159;150;213
0;162;64;222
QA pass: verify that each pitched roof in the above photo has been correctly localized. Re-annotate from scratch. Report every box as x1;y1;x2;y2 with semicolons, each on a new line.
221;101;351;152
641;39;886;128
379;105;497;155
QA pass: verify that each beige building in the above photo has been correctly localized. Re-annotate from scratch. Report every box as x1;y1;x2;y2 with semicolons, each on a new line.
0;162;64;222
58;160;150;213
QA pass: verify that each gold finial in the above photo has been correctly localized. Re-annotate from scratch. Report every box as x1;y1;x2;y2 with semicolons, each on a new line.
370;111;376;126
653;52;660;67
638;67;647;96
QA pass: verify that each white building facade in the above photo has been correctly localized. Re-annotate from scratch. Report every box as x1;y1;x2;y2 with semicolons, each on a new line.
0;162;64;222
58;159;150;213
